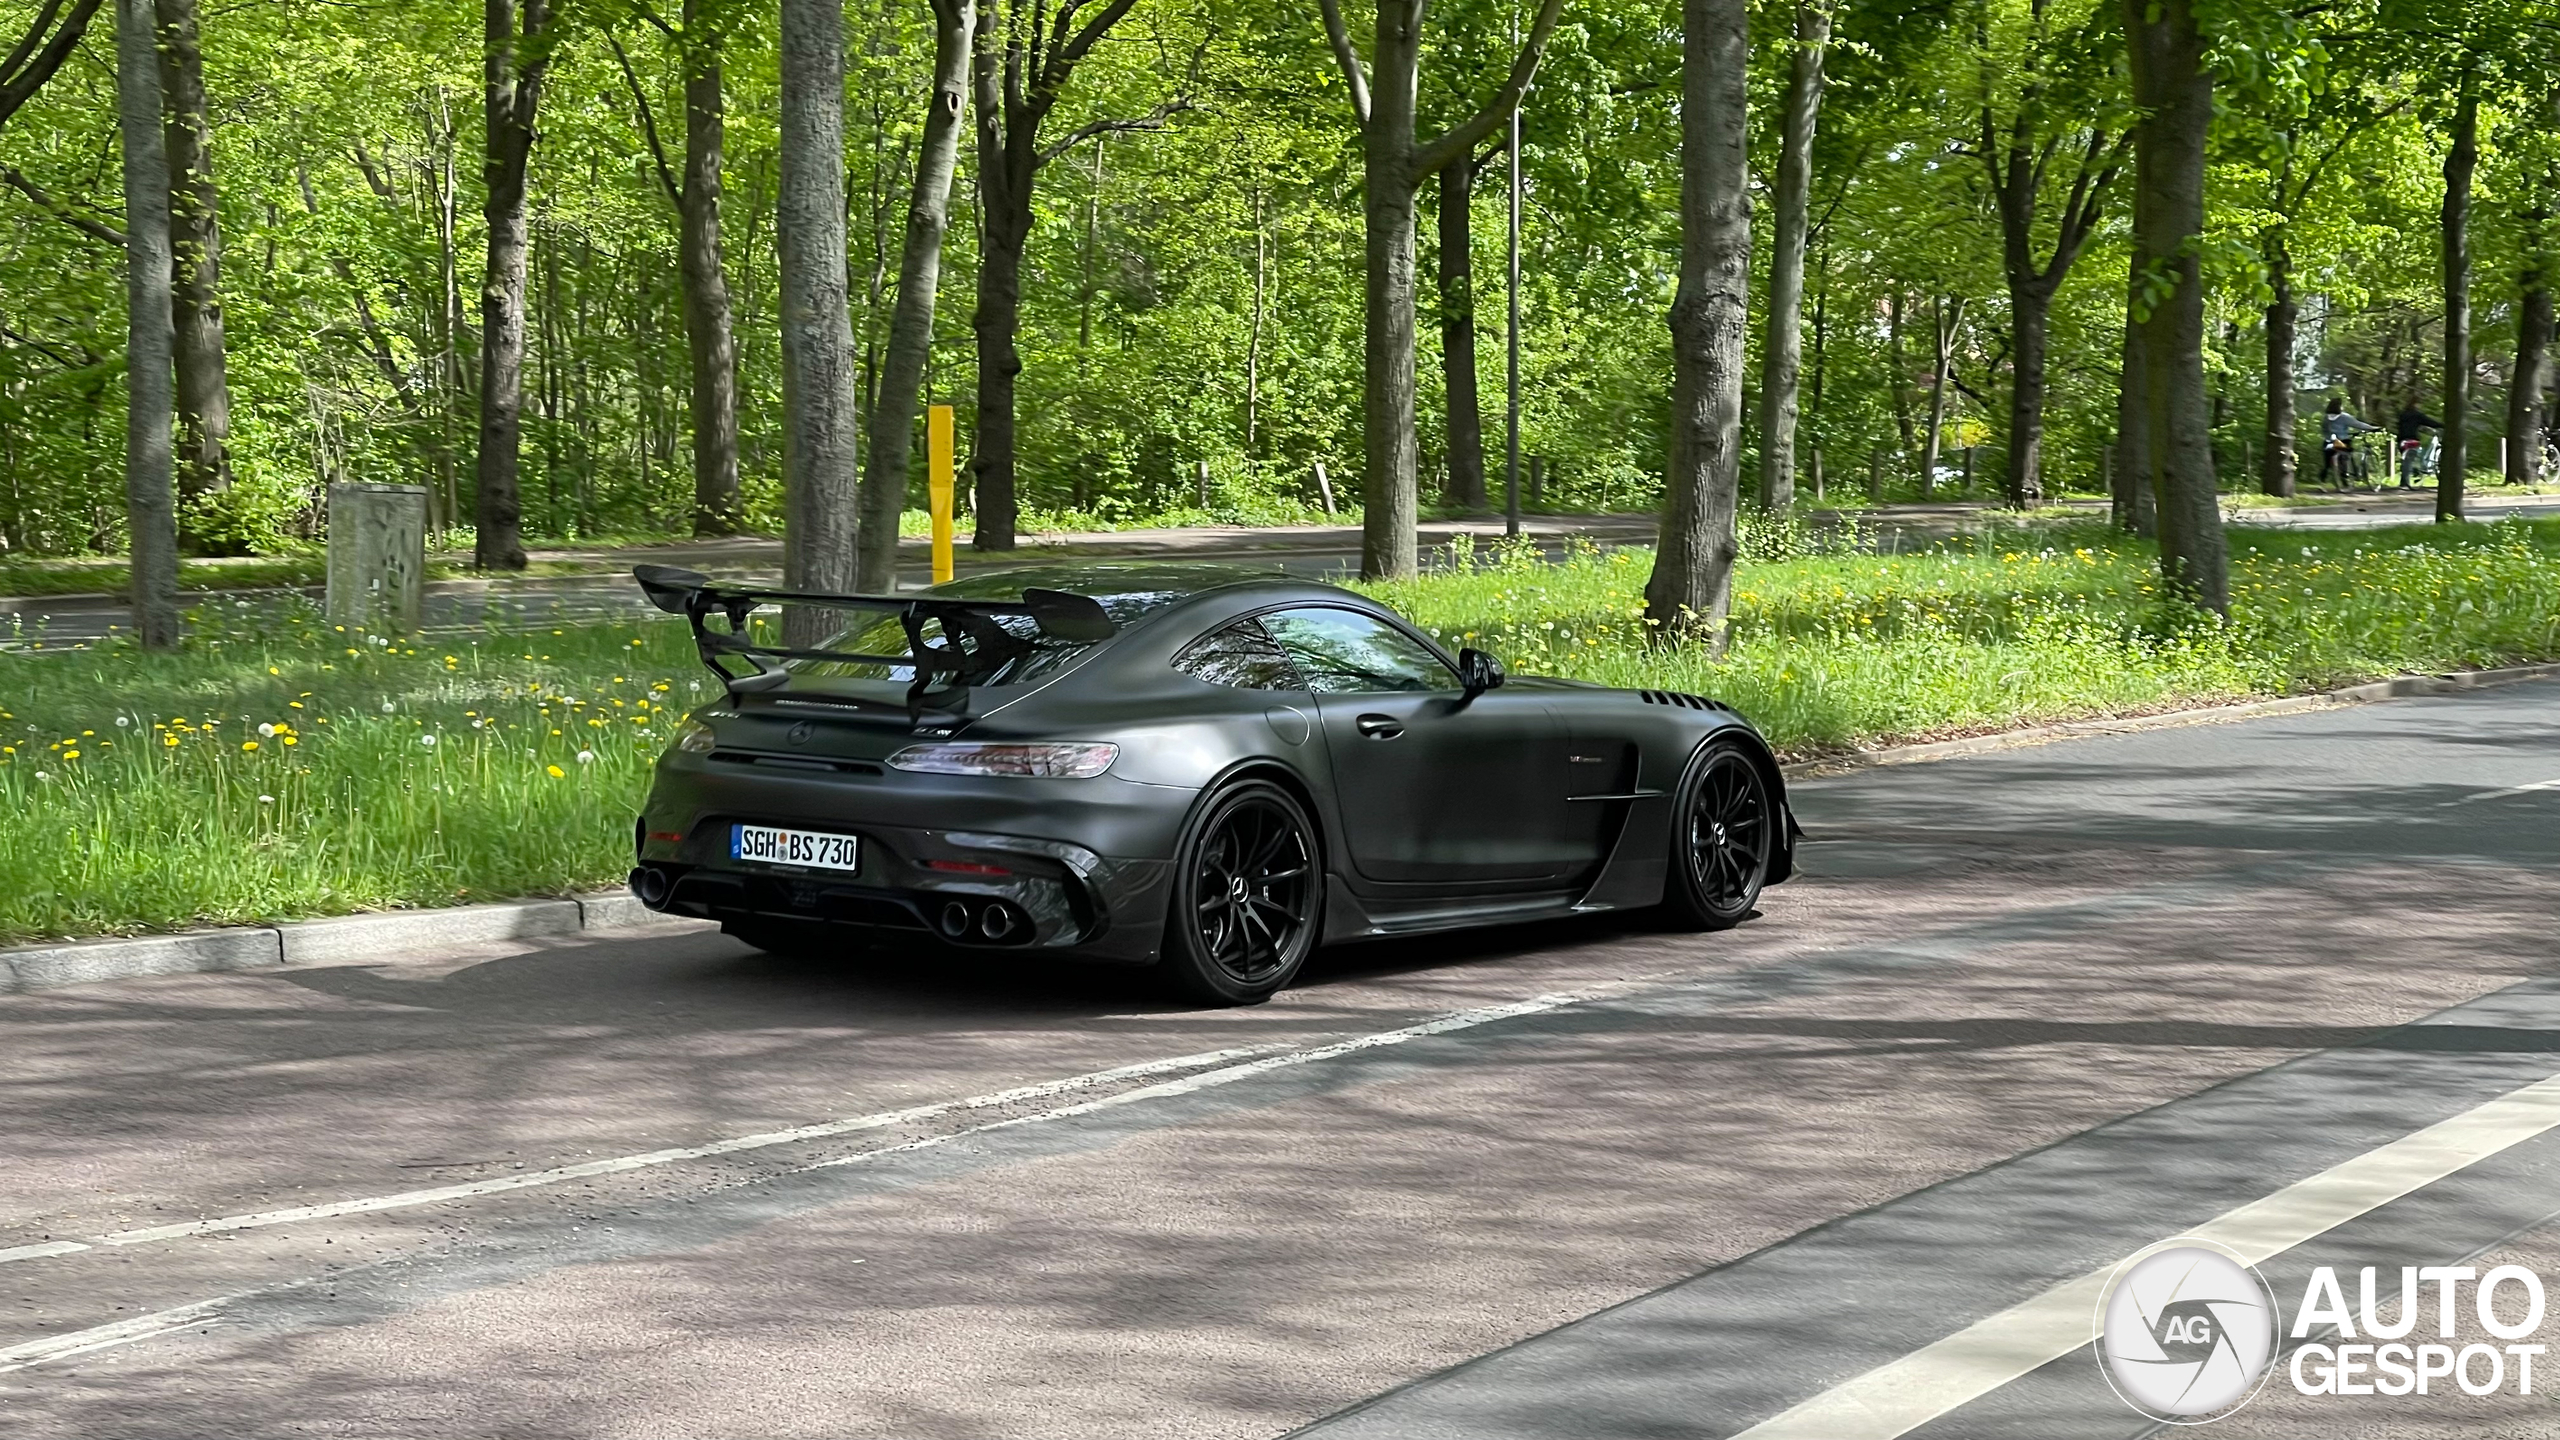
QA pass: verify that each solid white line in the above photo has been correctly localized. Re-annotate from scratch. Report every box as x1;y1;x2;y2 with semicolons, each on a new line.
0;982;1649;1375
0;1242;89;1263
2434;776;2560;808
1731;1070;2560;1439
58;1044;1285;1254
0;1303;223;1374
806;984;1647;1172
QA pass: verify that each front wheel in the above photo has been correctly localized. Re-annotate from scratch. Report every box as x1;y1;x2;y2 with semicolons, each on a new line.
1659;738;1774;931
1157;779;1323;1005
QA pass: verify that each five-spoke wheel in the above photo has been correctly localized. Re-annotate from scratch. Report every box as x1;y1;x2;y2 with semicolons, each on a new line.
1160;779;1321;1003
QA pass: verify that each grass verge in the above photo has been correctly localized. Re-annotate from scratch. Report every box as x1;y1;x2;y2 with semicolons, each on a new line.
4;518;2556;945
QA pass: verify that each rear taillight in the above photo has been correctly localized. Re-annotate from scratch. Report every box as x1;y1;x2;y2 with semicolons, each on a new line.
887;742;1118;778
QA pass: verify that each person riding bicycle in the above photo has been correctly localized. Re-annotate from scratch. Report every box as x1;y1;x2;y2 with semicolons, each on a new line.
2320;398;2381;490
2394;402;2442;488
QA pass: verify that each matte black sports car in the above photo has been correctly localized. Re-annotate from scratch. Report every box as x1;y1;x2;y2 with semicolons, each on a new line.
628;563;1796;1004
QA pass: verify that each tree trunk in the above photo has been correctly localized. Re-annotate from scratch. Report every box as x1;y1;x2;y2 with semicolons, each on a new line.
974;181;1028;552
2438;67;2477;523
154;0;230;527
1644;0;1748;647
474;0;549;572
679;0;739;537
116;0;179;647
860;0;971;589
1437;155;1485;510
1754;0;1829;511
2115;269;2154;534
2123;0;2224;609
2004;283;2050;507
2510;214;2552;489
1329;0;1564;579
2261;231;2296;497
778;0;860;627
1886;292;1917;457
1920;295;1961;500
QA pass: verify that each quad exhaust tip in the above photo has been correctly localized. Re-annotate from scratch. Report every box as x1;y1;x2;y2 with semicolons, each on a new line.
631;866;674;908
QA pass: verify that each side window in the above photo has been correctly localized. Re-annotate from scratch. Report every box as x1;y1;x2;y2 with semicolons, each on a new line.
1171;618;1304;691
1261;608;1457;695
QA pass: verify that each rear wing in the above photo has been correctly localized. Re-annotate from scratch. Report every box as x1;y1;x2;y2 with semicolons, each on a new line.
633;564;1115;720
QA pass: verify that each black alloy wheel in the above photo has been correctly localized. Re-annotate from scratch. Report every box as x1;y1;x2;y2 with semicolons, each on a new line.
1160;779;1321;1004
1662;739;1772;930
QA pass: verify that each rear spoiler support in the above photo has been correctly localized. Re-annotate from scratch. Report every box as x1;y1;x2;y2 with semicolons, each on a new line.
632;565;1114;722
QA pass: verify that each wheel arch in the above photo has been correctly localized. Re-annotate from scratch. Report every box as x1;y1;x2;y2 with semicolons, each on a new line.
1677;720;1796;886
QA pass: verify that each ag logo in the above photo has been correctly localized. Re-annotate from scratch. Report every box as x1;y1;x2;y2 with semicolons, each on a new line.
786;721;814;746
2095;1242;2280;1424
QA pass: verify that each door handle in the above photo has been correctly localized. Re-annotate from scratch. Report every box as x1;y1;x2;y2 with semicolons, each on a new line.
1355;713;1404;739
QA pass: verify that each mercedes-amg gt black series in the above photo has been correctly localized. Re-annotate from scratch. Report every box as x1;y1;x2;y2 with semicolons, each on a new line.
628;562;1797;1003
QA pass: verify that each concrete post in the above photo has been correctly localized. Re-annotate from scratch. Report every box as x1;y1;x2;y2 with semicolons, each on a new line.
324;482;427;632
1312;461;1336;515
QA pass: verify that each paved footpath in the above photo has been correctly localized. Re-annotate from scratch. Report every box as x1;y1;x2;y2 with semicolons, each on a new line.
1;682;2557;1437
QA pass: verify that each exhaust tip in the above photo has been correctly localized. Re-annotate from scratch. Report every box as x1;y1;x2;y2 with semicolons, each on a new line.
938;900;974;938
978;904;1018;941
631;866;674;908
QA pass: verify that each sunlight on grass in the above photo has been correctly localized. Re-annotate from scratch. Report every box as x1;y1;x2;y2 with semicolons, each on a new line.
3;517;2556;944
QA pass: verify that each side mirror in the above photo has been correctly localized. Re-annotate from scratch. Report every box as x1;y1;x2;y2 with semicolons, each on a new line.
1458;647;1506;696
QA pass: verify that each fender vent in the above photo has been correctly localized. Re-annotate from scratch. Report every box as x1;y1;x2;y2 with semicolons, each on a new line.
1638;689;1726;712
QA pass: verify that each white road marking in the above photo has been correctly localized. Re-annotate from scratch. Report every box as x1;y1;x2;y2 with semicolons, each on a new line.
0;1303;223;1374
1731;1069;2560;1439
2433;776;2560;808
0;1242;89;1263
20;1044;1285;1257
0;979;1661;1375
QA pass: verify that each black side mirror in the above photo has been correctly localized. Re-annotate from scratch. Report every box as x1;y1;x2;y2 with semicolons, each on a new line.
1458;647;1506;696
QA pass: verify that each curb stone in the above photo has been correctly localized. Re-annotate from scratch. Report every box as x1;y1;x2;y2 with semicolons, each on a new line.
0;891;691;997
1780;659;2560;781
6;661;2559;997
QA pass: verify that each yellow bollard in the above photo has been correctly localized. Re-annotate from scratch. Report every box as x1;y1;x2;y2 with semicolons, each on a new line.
928;404;955;586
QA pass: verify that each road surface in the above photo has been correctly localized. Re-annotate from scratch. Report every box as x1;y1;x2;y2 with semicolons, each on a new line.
1;681;2558;1438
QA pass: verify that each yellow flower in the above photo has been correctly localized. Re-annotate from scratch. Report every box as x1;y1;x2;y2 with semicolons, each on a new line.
62;750;77;760
241;741;258;752
281;737;298;747
547;764;565;778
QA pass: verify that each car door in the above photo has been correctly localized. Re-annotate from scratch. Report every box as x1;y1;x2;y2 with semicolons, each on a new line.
1259;605;1570;885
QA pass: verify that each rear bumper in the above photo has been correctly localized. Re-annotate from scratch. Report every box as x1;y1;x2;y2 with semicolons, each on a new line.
633;755;1188;965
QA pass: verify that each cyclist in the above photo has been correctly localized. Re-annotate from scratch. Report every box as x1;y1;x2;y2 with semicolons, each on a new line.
2320;398;2381;490
2394;402;2442;488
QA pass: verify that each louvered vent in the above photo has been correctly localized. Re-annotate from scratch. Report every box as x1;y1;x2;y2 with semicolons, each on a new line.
1638;689;1726;712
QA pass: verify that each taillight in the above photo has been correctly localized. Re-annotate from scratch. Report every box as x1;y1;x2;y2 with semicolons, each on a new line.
886;742;1118;778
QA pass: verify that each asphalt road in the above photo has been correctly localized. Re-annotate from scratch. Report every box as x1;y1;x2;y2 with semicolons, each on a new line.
2;681;2559;1438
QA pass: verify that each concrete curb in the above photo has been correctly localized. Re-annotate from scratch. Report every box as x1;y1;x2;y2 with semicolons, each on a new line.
5;660;2557;997
1780;660;2560;781
0;891;686;997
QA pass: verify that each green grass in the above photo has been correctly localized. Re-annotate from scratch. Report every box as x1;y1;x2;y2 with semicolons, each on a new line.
4;518;2558;945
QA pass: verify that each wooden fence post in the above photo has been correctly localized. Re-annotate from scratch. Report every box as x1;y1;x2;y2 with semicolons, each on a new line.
1312;461;1336;515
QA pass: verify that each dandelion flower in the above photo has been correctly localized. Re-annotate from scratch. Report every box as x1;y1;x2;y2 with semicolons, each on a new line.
421;733;439;748
381;700;396;713
547;764;565;778
258;723;277;738
258;795;274;804
241;741;258;752
577;750;595;765
114;715;130;728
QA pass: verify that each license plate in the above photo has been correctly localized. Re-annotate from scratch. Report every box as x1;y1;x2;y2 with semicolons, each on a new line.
730;824;861;872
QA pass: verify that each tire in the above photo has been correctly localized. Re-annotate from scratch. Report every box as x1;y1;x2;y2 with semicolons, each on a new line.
1156;778;1324;1005
1659;738;1775;931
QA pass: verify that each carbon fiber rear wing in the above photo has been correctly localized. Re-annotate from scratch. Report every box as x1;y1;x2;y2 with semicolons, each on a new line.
632;564;1115;719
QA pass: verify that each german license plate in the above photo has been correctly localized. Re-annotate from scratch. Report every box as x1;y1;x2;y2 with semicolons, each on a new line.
731;824;860;872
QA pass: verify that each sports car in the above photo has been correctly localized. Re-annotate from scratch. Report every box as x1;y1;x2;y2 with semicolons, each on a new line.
628;562;1797;1004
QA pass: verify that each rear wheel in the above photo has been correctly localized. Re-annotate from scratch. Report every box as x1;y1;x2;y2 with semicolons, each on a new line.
1157;779;1322;1005
1660;739;1773;930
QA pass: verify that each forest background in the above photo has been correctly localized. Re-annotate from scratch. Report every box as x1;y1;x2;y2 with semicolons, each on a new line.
0;0;2551;575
